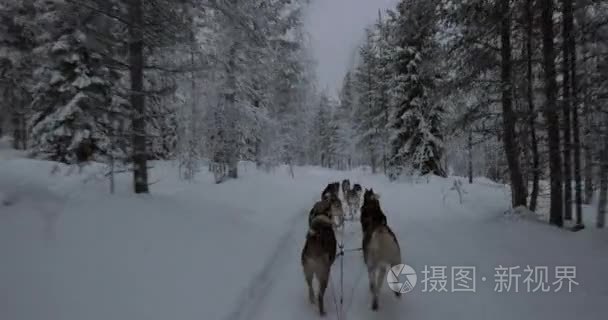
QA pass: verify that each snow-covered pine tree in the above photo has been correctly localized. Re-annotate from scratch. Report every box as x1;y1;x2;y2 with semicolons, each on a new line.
352;29;379;171
199;0;314;180
331;71;356;170
257;0;311;170
274;0;316;168
386;0;445;180
28;0;120;163
201;0;274;181
310;93;334;167
351;16;395;174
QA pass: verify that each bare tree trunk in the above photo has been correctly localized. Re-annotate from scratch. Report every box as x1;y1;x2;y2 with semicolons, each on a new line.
540;0;563;226
185;24;199;180
368;66;376;175
582;36;594;204
225;42;238;179
129;0;149;193
10;91;27;150
468;129;473;184
561;0;573;221
568;0;584;229
382;154;387;176
598;129;607;228
518;94;531;185
12;111;27;150
583;100;594;204
370;149;377;174
500;0;527;208
383;104;389;177
526;0;540;212
110;154;115;194
227;155;238;178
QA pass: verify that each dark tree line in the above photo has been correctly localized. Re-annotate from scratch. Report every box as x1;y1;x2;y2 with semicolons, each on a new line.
438;0;607;228
333;0;607;227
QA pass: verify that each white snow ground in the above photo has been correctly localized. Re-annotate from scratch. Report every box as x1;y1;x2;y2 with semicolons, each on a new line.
1;145;607;320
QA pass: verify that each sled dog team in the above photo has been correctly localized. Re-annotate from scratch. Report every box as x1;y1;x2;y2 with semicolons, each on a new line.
302;179;402;316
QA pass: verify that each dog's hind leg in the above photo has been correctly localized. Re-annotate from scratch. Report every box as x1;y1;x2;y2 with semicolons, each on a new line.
375;265;390;308
369;267;380;311
303;266;315;304
366;265;378;309
390;257;402;298
317;268;329;316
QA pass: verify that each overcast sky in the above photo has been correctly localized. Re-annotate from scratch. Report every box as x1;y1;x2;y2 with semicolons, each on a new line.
303;0;397;96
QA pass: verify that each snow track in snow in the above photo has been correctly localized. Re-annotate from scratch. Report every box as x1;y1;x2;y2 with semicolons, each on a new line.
222;206;309;320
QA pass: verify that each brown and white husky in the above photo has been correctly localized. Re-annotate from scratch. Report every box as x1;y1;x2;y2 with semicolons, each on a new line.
308;194;344;228
360;189;402;311
301;215;337;316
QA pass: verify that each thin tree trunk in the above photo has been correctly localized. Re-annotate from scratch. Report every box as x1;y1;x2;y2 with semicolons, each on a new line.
10;93;26;150
468;129;473;184
540;0;563;226
368;65;376;174
382;96;389;176
110;154;115;194
518;93;531;186
526;0;540;212
500;0;527;208
184;26;199;180
225;43;238;179
598;130;607;228
370;148;377;174
583;96;594;204
382;154;387;176
561;0;573;221
582;35;594;204
129;0;149;193
568;0;584;228
13;110;27;150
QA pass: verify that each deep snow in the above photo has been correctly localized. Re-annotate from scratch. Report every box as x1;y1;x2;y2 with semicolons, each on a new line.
1;146;607;320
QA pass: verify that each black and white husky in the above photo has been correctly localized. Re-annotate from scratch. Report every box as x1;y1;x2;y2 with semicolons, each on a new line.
345;183;362;220
321;182;340;201
302;214;337;316
341;179;350;199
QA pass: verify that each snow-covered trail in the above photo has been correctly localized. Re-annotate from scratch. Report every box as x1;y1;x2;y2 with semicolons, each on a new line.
1;154;607;320
244;176;608;320
221;206;308;320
